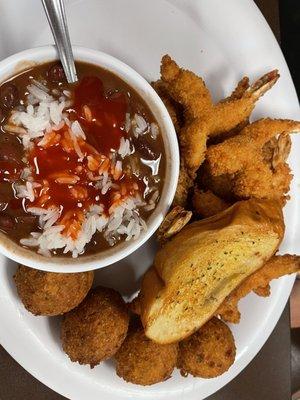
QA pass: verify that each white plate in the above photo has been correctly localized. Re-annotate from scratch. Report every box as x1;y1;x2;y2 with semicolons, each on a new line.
0;0;299;399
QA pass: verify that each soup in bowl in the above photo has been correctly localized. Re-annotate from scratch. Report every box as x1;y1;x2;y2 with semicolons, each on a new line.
0;46;179;272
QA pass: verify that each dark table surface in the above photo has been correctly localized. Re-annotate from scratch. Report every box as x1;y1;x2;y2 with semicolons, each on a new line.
0;1;294;399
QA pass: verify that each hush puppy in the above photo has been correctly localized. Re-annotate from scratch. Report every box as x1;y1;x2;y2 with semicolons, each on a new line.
61;286;129;368
115;320;178;385
14;265;94;316
178;318;236;378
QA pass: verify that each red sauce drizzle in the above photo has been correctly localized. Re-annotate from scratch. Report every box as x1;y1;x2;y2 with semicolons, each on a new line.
29;144;109;213
73;76;128;154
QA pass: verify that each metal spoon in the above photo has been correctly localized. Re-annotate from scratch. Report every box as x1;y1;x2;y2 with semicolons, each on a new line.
41;0;78;83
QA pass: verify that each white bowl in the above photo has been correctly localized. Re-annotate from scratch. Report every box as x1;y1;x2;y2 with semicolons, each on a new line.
0;45;179;272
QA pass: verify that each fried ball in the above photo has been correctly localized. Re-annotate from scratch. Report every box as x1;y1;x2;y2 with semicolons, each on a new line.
14;265;94;316
178;317;236;378
115;320;178;385
61;286;129;368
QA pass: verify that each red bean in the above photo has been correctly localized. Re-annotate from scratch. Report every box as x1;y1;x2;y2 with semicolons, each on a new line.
108;90;127;101
0;138;22;164
0;83;19;109
0;214;14;231
47;63;66;82
16;215;37;225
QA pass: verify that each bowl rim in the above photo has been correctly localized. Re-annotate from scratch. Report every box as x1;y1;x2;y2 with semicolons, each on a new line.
0;45;179;272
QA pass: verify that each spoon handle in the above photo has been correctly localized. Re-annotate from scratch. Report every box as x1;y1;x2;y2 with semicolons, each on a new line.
42;0;78;83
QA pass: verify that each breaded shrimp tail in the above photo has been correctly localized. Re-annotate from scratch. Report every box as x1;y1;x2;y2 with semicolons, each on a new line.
211;70;279;136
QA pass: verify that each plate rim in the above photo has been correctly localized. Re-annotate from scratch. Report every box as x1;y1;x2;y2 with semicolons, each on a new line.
0;0;298;399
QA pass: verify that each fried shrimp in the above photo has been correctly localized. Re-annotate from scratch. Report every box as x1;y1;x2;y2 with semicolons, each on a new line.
211;70;279;136
253;285;271;297
159;56;279;206
173;159;194;206
206;118;300;201
178;117;209;176
157;56;212;206
222;76;250;102
160;55;212;205
152;80;182;132
232;160;291;202
217;255;300;323
210;77;250;142
160;55;213;121
272;134;292;167
192;188;229;218
207;119;300;176
199;163;235;201
178;317;236;378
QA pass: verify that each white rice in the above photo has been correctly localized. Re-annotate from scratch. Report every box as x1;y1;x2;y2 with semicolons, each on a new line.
51;89;60;96
41;208;61;229
143;203;156;211
27;84;53;103
105;196;146;246
27;94;39;105
97;171;112;195
14;181;39;202
66;120;86;159
148;189;159;204
31;79;49;93
71;120;86;139
150;122;159;139
125;113;131;133
11;84;66;148
115;160;122;173
132;113;148;137
3;124;27;135
52;121;65;131
20;167;32;180
26;182;35;202
63;90;71;98
17;158;148;257
49;100;66;125
118;137;131;158
20;196;146;258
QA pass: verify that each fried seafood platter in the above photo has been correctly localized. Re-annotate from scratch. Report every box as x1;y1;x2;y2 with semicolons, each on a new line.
12;56;300;386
